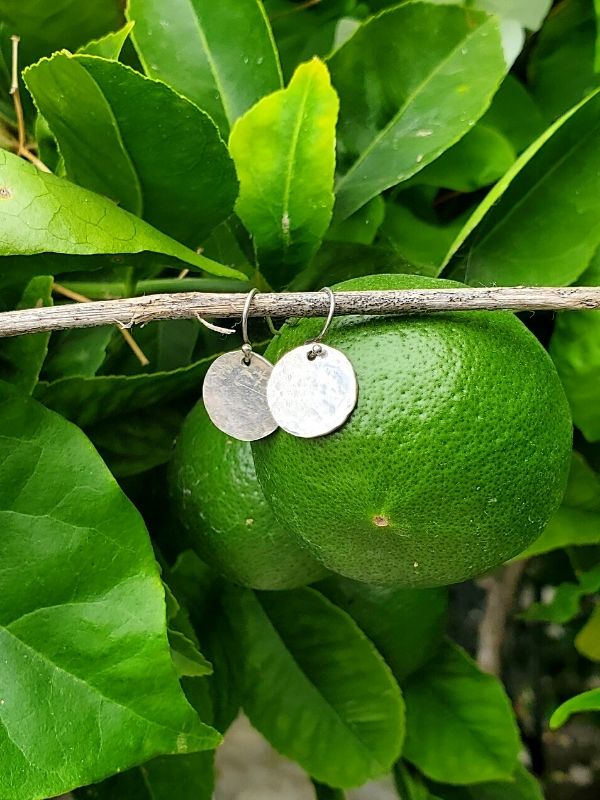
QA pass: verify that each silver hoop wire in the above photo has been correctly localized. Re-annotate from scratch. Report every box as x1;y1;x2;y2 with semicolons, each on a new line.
314;287;335;342
242;288;282;344
241;288;259;346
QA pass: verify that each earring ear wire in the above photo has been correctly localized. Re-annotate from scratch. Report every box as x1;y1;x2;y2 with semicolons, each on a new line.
241;288;281;344
201;287;278;442
308;287;335;359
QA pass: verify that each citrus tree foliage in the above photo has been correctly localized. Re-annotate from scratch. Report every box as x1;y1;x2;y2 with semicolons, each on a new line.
0;0;599;798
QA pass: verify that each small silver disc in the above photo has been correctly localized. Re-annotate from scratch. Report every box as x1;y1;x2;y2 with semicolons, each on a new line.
267;344;358;438
203;350;277;441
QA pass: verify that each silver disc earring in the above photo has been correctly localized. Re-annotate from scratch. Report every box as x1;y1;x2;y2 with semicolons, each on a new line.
202;288;278;442
266;287;358;439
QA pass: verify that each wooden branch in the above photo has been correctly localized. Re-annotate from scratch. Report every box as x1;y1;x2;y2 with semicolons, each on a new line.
477;560;528;677
0;286;599;339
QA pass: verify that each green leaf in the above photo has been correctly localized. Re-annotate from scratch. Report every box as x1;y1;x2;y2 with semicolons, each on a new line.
265;0;351;80
170;553;219;634
403;642;521;785
518;453;600;557
411;124;515;193
379;194;469;278
155;320;200;372
550;687;600;729
596;0;600;70
575;603;600;660
550;257;600;441
0;150;244;279
528;0;598;121
290;241;413;291
34;113;61;173
0;0;124;71
77;753;214;800
429;764;544;800
480;75;545;155
95;316;211;378
42;327;114;381
34;348;224;427
443;89;600;285
395;761;441;800
170;552;243;734
325;195;385;246
87;405;184;477
380;0;549;54
229;58;338;288
317;576;447;683
0;274;52;393
25;53;238;247
477;0;551;31
224;586;405;788
329;2;507;221
0;382;219;800
0;255;135;308
312;780;346;799
127;0;282;133
76;680;215;800
0;24;16;126
168;630;213;678
521;563;600;623
78;21;135;59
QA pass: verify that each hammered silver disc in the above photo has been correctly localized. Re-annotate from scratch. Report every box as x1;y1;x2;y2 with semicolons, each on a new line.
267;344;358;438
203;350;277;441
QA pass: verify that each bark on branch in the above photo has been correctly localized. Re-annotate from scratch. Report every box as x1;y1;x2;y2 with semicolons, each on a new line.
477;560;528;677
0;286;599;338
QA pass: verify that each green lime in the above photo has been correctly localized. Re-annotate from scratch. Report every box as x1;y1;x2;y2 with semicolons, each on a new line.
252;274;572;587
317;576;447;682
169;400;328;590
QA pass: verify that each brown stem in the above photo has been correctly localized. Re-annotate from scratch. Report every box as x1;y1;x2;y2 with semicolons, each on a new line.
477;560;528;676
9;35;51;173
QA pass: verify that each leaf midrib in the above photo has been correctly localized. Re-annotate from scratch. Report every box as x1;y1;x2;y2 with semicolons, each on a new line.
187;2;229;125
280;68;316;248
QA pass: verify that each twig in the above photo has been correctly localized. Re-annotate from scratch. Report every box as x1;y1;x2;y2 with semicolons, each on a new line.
477;560;528;677
52;283;92;304
52;282;150;367
119;327;150;367
9;35;51;173
0;286;598;339
195;314;236;335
